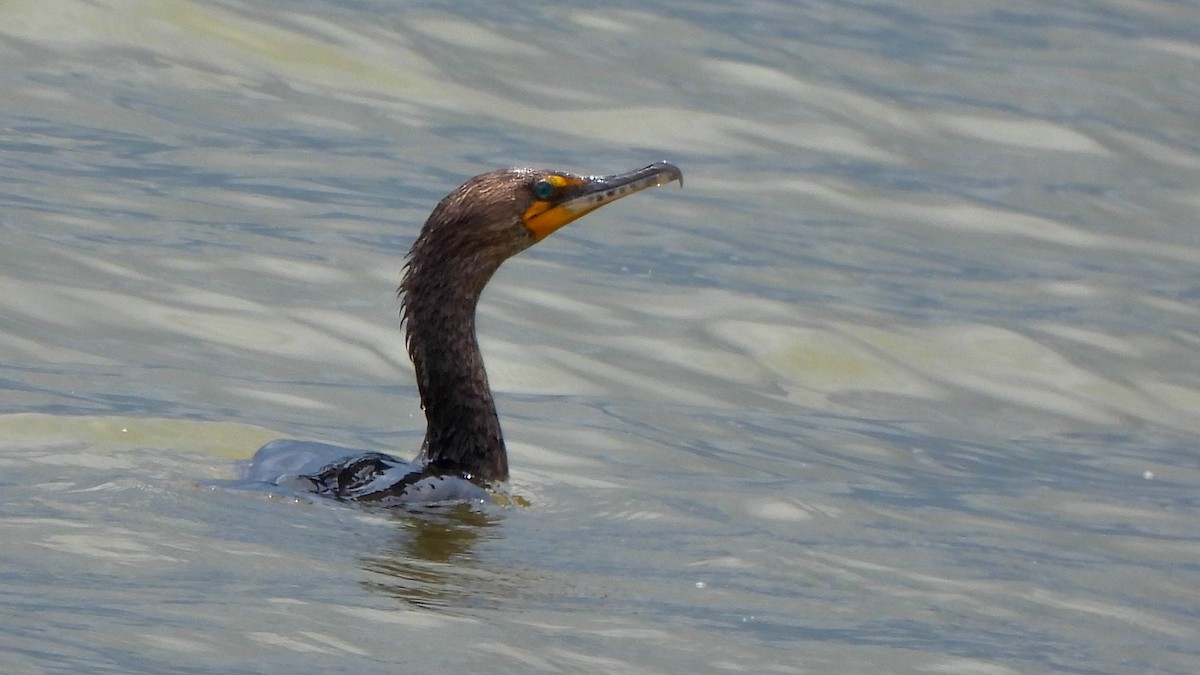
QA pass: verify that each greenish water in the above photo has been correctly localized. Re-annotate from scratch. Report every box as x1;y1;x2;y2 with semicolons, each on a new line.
1;1;1198;673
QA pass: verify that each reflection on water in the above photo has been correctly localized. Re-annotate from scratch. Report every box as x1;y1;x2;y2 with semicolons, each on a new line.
360;506;508;609
1;0;1199;673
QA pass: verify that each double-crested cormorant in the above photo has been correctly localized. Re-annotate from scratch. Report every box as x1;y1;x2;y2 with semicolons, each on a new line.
242;162;682;505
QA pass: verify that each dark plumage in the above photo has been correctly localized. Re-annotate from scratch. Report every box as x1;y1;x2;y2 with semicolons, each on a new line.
243;162;682;504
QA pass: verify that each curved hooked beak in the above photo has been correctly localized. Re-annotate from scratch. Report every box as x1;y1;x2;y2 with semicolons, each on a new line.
524;161;683;242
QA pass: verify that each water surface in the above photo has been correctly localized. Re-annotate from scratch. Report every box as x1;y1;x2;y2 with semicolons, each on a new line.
1;1;1198;673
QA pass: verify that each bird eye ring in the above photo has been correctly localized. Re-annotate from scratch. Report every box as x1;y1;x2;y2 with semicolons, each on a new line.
533;180;555;200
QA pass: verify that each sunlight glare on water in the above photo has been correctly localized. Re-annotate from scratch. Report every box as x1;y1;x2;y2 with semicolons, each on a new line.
1;0;1199;673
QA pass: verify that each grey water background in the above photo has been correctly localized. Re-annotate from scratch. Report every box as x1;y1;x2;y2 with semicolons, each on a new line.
1;0;1198;672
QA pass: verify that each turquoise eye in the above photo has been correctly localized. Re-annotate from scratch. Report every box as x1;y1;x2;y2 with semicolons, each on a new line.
533;180;555;200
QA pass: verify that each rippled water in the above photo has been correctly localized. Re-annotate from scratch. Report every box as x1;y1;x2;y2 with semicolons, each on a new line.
2;1;1199;673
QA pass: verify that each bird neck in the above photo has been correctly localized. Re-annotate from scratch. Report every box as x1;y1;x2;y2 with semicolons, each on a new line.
402;262;509;484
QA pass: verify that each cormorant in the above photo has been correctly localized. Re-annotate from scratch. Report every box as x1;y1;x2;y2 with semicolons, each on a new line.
242;162;683;505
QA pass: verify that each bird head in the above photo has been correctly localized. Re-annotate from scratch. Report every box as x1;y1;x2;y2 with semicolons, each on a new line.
410;162;683;270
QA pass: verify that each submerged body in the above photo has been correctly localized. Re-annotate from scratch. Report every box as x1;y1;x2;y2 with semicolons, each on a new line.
242;439;489;505
241;162;682;505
